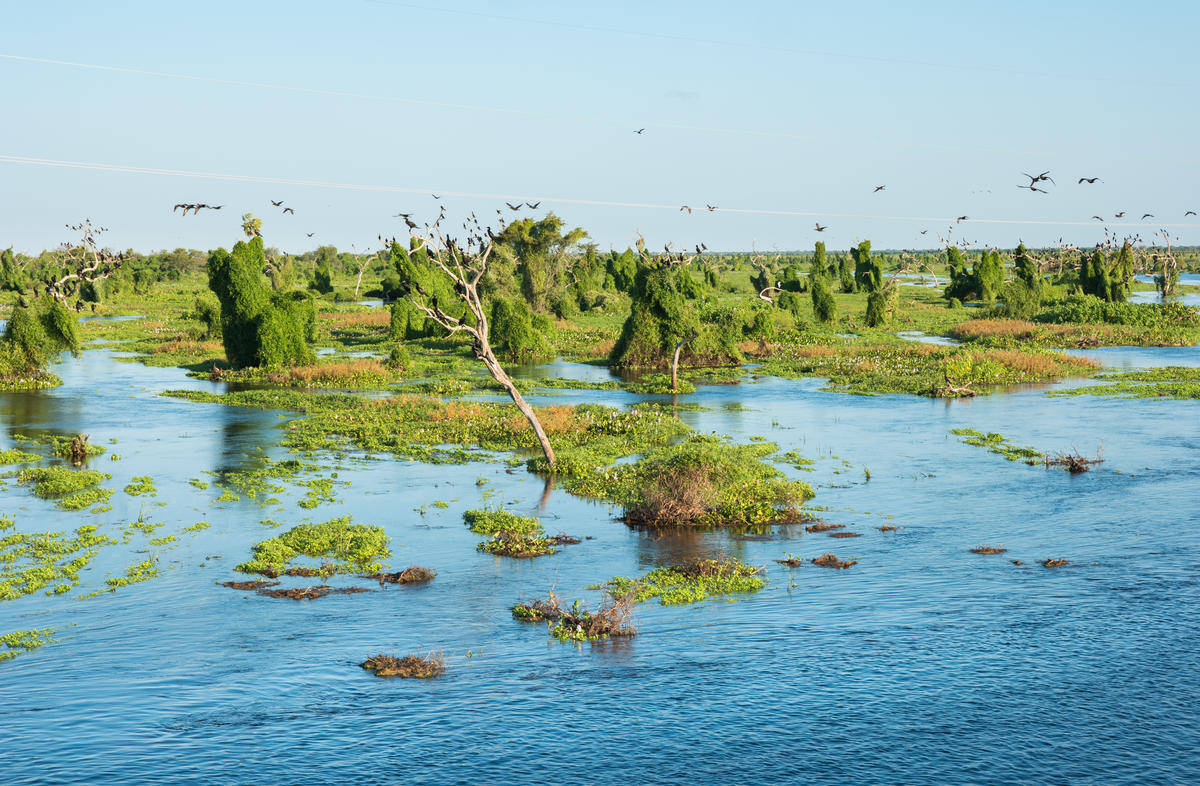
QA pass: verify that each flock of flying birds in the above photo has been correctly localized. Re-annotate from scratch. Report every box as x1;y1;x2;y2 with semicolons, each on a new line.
171;144;1196;247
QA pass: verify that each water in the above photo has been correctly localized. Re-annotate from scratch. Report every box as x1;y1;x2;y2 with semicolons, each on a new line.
2;348;1199;784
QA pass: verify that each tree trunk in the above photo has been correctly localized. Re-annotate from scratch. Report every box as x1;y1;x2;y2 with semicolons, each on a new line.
671;330;698;392
479;346;556;467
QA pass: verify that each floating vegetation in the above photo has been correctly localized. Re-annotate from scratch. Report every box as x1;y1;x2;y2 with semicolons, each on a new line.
364;566;436;585
603;556;766;606
950;428;1043;462
828;531;861;538
775;554;805;567
805;522;844;533
879;525;898;532
477;531;559;558
360;653;445;679
512;591;636;642
182;521;210;534
16;467;113;511
1048;366;1200;400
221;579;279;591
811;552;857;569
0;448;40;465
212;458;306;502
1042;558;1069;568
1041;450;1104;473
258;584;372;600
188;478;209;490
970;545;1008;555
102;557;161;590
463;509;541;536
757;340;1097;397
0;628;56;662
0;519;115;601
123;475;157;497
777;450;816;471
234;516;390;577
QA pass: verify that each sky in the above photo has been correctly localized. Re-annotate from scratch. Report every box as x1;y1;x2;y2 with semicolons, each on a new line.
1;0;1197;255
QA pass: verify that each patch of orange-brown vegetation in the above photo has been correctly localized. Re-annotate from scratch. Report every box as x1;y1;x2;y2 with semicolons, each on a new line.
985;348;1098;375
264;359;391;384
153;338;223;355
322;310;391;328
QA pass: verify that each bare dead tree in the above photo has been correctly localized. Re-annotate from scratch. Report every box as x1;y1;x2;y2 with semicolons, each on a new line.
394;214;557;467
350;244;381;300
44;220;123;302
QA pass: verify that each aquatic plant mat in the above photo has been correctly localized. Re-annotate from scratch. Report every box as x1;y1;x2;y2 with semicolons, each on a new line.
601;556;766;606
512;591;636;642
360;653;445;679
364;566;436;584
234;517;390;577
1048;367;1200;400
258;585;372;600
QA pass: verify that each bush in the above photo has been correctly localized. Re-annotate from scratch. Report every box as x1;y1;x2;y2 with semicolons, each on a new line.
1035;295;1199;328
810;273;837;324
490;297;552;364
865;290;887;327
1;296;79;375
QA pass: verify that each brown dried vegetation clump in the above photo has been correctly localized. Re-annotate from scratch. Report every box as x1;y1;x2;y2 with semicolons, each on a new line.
828;531;861;538
805;522;844;533
1042;558;1069;568
257;584;373;600
811;552;857;569
361;653;445;679
365;566;436;585
221;579;280;591
970;545;1008;555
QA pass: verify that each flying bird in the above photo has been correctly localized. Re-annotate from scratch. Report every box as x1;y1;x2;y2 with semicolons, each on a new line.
525;201;540;209
956;215;969;223
394;212;411;218
1142;213;1154;220
873;185;886;193
1091;216;1104;221
1078;177;1100;184
431;194;441;200
270;200;284;206
706;204;717;211
919;230;928;235
680;205;692;214
634;128;645;134
1018;183;1048;193
814;223;827;232
1114;212;1125;218
1023;171;1053;185
1186;210;1197;217
282;207;294;214
505;202;522;211
306;232;315;237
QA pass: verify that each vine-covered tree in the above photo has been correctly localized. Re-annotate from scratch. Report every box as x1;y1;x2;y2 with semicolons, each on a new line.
809;246;837;325
851;240;881;293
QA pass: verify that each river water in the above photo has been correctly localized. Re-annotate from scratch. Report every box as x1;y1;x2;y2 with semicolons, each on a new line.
2;344;1199;784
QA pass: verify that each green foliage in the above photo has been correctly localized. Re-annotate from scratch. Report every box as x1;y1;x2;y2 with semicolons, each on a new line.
490;297;552;364
477;531;558;558
1079;249;1112;300
0;520;116;602
1048;366;1200;399
851;241;881;293
235;516;390;576
311;246;337;295
207;237;316;368
240;213;262;239
1;628;56;661
1;296;80;376
0;247;25;292
1110;241;1134;303
950;428;1043;461
1035;295;1199;328
864;290;887;327
463;508;541;535
17;467;112;511
603;556;766;606
809;263;837;325
123;476;157;497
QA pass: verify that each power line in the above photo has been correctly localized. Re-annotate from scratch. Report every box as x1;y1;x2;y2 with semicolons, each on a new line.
2;153;1192;230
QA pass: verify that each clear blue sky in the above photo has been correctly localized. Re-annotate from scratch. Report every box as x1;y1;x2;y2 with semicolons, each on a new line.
1;0;1196;254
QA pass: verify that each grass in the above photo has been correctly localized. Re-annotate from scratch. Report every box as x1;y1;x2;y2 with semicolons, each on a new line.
123;475;157;497
602;556;767;605
950;318;1197;349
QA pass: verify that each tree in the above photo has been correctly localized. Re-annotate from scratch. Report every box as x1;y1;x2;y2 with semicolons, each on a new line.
0;247;25;292
490;213;586;314
809;248;837;324
311;245;337;295
241;213;263;239
207;237;315;369
389;216;558;468
1110;240;1134;303
1;295;79;376
864;290;887;327
851;241;881;293
975;249;1003;302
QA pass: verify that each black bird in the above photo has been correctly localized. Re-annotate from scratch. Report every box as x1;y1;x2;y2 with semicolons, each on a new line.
431;194;441;200
270;200;284;206
505;202;522;211
873;185;886;193
173;203;190;214
404;218;418;230
394;212;411;218
680;205;692;213
1078;177;1100;184
525;201;540;209
1091;215;1104;221
306;232;315;237
208;204;223;210
1114;211;1125;218
1186;210;1197;217
700;243;707;251
956;215;969;223
634;128;645;134
1023;171;1054;185
430;294;439;311
706;204;717;211
814;223;827;232
919;230;928;235
282;207;294;214
1142;213;1154;220
1018;183;1048;193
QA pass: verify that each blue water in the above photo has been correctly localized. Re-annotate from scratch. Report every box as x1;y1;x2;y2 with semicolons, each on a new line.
2;347;1199;784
